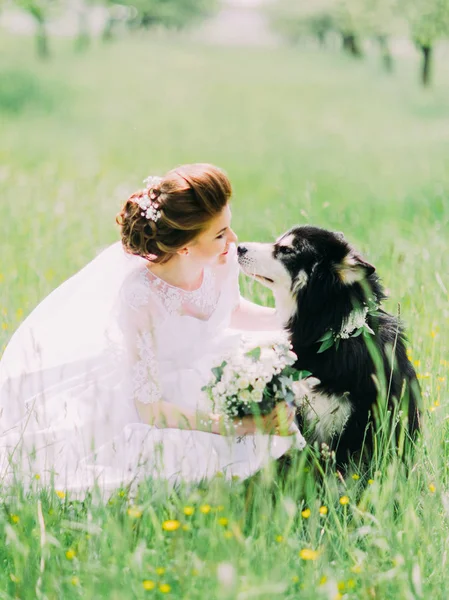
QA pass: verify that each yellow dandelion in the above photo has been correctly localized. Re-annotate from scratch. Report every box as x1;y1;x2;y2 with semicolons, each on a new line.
142;580;155;590
301;508;311;519
417;372;431;380
70;576;80;586
218;517;228;526
319;506;328;516
292;575;299;583
231;475;240;481
0;274;4;283
55;490;66;499
215;471;224;478
224;530;233;539
319;575;327;585
199;504;211;514
334;593;343;600
159;583;171;593
339;496;350;506
183;506;195;516
65;549;76;560
34;474;41;480
117;490;126;498
429;483;436;493
299;548;319;561
156;567;165;576
413;360;421;367
437;377;446;383
191;568;199;576
16;308;23;320
367;479;374;485
127;506;142;518
162;520;181;532
1;323;8;331
275;535;284;543
351;474;360;481
347;579;356;589
338;581;346;592
431;330;438;339
182;524;190;532
351;564;362;574
11;514;20;524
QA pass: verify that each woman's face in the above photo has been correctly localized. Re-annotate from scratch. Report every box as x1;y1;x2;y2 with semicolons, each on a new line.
185;204;237;266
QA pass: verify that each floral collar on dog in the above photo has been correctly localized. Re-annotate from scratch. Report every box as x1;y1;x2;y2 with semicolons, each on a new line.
317;305;377;353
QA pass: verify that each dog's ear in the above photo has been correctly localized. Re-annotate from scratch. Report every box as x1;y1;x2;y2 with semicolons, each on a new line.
335;253;375;285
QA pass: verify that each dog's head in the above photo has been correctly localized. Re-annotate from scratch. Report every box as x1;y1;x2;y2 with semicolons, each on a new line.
238;226;380;336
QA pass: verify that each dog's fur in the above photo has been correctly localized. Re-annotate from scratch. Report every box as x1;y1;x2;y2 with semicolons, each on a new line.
238;226;420;465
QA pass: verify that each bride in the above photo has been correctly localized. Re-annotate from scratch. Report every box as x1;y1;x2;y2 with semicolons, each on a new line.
0;163;304;498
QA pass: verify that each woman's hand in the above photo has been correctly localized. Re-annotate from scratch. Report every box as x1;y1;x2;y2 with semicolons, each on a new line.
232;402;297;436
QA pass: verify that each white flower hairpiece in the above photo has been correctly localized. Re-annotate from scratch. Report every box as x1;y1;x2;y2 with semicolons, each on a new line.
135;175;163;222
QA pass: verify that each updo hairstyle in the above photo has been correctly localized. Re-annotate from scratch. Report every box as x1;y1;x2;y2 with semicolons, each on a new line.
116;163;232;264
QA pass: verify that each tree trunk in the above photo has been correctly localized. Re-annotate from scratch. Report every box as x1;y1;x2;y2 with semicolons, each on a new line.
420;44;432;87
36;18;49;59
75;12;90;52
316;29;326;47
377;35;393;73
102;17;115;41
342;33;362;58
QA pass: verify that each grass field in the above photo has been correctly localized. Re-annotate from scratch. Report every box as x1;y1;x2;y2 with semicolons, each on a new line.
1;32;449;599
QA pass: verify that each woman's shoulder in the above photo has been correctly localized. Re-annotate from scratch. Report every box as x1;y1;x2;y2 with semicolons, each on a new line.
120;265;154;310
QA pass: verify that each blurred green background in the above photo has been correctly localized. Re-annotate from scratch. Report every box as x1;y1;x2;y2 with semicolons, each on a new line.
1;1;449;597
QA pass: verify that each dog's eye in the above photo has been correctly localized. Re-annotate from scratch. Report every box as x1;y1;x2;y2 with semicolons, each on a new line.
278;246;295;256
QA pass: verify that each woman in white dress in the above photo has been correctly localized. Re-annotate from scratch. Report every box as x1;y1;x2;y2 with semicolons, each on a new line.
0;163;303;499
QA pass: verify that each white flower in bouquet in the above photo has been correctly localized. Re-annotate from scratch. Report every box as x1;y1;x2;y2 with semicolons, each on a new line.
202;337;309;450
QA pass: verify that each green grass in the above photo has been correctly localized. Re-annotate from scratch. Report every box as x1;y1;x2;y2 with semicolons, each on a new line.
0;32;449;599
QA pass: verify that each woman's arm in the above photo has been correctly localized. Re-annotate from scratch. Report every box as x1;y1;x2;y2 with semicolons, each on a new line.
135;399;296;436
230;296;284;331
135;399;226;434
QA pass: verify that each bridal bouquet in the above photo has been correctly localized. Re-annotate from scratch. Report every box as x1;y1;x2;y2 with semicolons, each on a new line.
203;335;308;448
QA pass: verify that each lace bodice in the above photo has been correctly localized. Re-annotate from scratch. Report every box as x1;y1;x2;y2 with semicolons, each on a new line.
143;266;219;320
119;245;241;408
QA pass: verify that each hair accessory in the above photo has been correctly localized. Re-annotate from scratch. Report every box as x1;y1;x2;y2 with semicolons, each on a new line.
135;175;163;222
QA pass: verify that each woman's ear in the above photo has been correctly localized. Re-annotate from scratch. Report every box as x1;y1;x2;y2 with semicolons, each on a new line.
335;253;375;285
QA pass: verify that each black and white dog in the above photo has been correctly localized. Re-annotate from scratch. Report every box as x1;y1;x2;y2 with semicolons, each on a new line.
238;226;420;465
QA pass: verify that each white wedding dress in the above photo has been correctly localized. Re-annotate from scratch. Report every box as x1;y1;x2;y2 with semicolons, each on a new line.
0;242;303;499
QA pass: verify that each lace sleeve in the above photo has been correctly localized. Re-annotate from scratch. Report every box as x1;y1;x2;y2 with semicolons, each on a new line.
119;270;161;405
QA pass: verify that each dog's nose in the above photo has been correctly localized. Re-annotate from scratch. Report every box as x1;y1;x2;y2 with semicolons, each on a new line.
237;245;248;257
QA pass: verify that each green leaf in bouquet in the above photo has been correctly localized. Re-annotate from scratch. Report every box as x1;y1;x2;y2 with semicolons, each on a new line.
245;346;261;361
211;361;227;381
297;370;312;380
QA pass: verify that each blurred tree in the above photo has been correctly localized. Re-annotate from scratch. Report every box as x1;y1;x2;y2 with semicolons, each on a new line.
102;0;218;38
401;0;449;86
333;0;365;57
74;0;92;52
267;0;333;46
15;0;57;58
268;0;365;57
359;0;402;72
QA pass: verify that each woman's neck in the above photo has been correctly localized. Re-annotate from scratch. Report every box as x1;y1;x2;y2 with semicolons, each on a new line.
146;256;205;292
